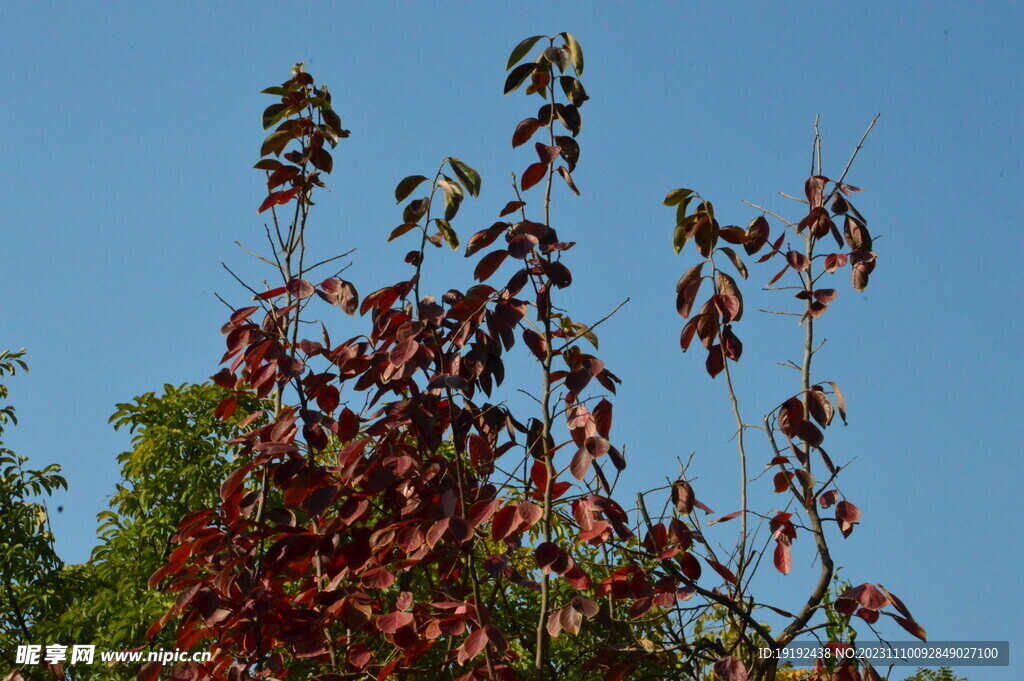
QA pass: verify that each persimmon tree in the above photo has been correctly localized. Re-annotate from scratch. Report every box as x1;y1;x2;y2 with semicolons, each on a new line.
139;35;924;681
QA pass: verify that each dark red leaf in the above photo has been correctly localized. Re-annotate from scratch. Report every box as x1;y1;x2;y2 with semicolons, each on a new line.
706;345;725;378
499;201;526;217
513;118;542;147
713;655;748;681
786;250;810;272
521;162;548;191
557;167;579;195
138;662;163;681
474;250;509;282
836;500;861;538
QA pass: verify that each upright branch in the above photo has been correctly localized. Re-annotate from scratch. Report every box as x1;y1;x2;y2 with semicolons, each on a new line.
663;117;926;680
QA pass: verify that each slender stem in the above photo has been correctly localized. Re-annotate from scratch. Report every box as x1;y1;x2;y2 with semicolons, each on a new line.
778;226;833;648
534;42;559;681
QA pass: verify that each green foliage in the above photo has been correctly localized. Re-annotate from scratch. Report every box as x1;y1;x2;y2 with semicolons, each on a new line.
903;668;970;681
53;384;262;657
1;371;262;681
0;351;68;675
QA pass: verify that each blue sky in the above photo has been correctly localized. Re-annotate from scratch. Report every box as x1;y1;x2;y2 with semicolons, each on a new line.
1;2;1021;677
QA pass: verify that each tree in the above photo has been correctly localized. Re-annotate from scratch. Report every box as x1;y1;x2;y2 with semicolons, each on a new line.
0;380;258;681
39;34;918;681
902;668;970;681
48;384;261;678
0;351;71;681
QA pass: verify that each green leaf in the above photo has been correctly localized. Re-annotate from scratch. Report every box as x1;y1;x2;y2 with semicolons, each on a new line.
696;200;715;221
507;35;544;70
561;32;584;76
261;85;294;96
718;246;749;279
664;188;694;207
444;191;462;221
436;219;459;250
676;201;692;225
504;63;538;95
695;217;718;257
260;129;293;157
395;175;429;203
388;223;420;242
262;103;287;130
447;158;481;198
439;175;464;200
559;77;589;107
673;223;688;255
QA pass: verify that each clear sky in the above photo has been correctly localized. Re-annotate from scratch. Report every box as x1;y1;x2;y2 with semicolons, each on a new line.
1;3;1021;678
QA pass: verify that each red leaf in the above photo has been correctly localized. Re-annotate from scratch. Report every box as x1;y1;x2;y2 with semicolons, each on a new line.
592;399;612;438
517;501;543;528
708;511;742;525
377;611;414;634
825;381;848;424
469;499;500;528
484;624;509;655
893;615;927;641
219;464;252;503
569;447;592;480
316;385;340;413
843;583;890;610
836;500;861;538
557;166;580;196
773;471;793;493
512;118;542;147
804;175;829;207
361;567;396;589
535;542;561;571
559;604;583;635
474;250;509;282
679;317;699;352
786;250;810;271
138;662;163;681
774;539;792;575
679;552;701;580
542;260;572;288
744;216;770;255
376;659;399;681
258;191;283;214
214;396;238;422
857;607;880;624
767;264;789;285
286;278;315;299
521;162;548;191
491;506;518;542
254;286;287;300
824;253;849;272
530;459;548;491
713;655;748;681
523;329;548;362
499;200;526;217
706;345;725;378
707;560;737;584
389;338;419;366
671;480;695;515
528;142;556;165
